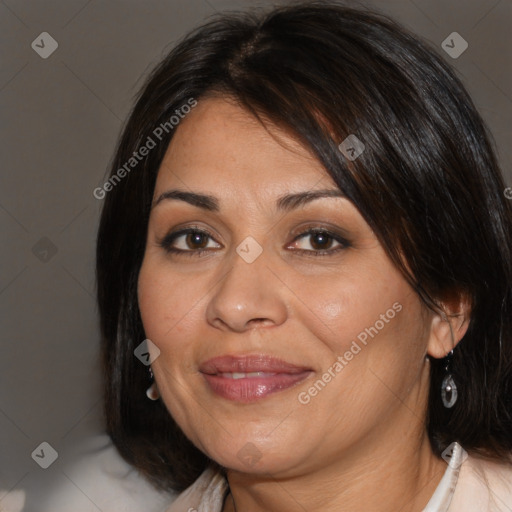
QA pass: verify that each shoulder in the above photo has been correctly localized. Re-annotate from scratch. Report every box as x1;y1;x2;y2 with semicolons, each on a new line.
449;452;512;511
164;465;229;512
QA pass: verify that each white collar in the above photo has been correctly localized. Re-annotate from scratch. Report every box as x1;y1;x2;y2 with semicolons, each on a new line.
422;442;464;511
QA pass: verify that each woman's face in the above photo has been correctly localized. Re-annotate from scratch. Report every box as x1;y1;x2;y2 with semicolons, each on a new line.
137;96;435;477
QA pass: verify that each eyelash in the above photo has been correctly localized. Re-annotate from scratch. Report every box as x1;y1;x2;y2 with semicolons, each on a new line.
157;225;350;258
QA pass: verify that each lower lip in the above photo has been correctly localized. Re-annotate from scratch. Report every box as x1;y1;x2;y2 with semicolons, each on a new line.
202;372;313;403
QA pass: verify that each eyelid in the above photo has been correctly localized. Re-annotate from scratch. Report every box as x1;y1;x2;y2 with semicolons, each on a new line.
288;220;350;242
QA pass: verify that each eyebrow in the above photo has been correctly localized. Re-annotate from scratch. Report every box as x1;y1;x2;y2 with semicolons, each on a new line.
151;188;346;212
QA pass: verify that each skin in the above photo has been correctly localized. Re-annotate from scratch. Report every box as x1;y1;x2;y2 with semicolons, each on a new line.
137;96;471;512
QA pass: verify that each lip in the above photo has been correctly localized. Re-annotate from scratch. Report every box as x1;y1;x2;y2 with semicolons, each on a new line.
199;355;313;403
199;355;312;374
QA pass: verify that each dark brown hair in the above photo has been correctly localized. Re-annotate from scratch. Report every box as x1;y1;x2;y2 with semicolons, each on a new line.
96;1;512;492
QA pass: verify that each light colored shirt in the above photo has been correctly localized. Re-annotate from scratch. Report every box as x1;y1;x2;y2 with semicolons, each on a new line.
165;442;512;512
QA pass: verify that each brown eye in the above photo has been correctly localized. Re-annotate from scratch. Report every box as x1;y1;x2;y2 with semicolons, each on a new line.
289;228;349;256
308;232;335;250
158;228;221;255
185;232;209;249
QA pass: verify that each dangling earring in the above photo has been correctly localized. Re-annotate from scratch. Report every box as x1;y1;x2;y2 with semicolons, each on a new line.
441;349;457;408
146;366;160;401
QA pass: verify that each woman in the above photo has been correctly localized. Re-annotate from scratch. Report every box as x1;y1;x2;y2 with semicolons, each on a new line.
96;2;512;511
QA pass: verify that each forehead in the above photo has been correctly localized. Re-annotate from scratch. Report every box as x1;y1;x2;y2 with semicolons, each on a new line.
153;96;333;196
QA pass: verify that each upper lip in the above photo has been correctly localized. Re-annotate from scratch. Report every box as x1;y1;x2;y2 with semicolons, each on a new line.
199;355;312;375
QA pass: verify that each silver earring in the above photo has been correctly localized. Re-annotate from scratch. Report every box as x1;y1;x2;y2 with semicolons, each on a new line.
146;366;160;401
441;349;457;408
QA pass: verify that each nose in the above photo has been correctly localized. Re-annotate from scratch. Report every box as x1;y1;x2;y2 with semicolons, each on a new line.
205;245;288;333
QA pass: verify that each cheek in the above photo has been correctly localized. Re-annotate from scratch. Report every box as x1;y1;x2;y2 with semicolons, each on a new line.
291;266;405;356
291;263;427;406
293;280;426;440
137;263;205;428
137;263;199;352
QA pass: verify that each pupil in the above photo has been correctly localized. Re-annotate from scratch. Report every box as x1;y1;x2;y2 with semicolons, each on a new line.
312;232;330;250
187;232;207;249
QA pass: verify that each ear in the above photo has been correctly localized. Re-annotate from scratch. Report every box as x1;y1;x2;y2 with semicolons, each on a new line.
427;291;472;359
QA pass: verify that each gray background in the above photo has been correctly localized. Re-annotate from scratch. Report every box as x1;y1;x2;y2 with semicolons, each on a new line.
1;0;511;510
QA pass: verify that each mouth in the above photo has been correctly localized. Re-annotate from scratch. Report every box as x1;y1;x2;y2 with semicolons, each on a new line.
199;355;314;403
